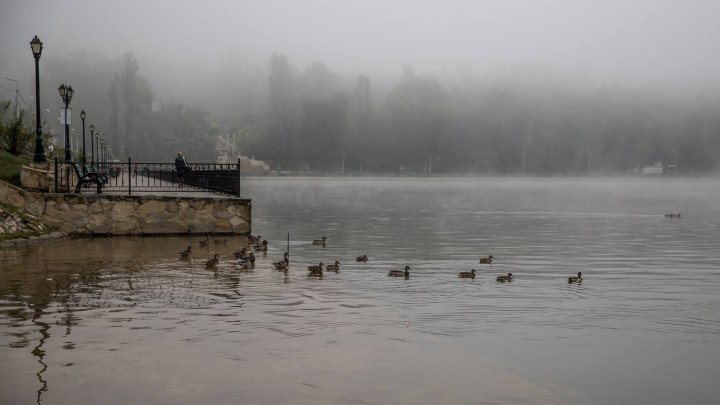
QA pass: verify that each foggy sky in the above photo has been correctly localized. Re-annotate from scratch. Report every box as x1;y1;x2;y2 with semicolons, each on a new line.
3;0;720;101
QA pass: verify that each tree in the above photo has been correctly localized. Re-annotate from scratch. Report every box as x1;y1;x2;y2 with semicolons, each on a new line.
265;53;298;169
0;101;33;156
117;53;153;158
385;75;450;174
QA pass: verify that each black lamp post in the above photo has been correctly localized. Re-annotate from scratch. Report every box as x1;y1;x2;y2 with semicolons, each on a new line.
89;124;95;164
30;36;46;162
58;84;74;162
95;132;100;166
80;110;86;164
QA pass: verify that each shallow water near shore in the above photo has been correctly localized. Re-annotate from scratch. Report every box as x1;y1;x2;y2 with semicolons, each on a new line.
2;177;720;404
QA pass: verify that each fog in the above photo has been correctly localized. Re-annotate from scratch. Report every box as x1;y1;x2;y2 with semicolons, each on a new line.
2;0;720;173
4;0;720;93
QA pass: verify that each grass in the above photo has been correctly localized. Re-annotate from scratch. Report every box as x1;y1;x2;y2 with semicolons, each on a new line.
0;149;31;186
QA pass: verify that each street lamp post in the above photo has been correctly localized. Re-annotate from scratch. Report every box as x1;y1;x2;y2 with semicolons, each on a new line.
672;148;678;176
30;35;46;162
58;84;74;162
80;110;86;164
89;124;95;164
95;133;100;166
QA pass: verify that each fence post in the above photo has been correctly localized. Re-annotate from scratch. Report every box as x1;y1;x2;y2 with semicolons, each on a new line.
237;158;241;197
54;157;58;192
128;157;132;195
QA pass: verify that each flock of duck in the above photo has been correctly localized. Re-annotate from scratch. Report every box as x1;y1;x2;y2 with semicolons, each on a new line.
180;235;585;284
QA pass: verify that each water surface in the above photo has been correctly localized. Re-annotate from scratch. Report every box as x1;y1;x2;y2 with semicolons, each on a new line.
2;177;719;404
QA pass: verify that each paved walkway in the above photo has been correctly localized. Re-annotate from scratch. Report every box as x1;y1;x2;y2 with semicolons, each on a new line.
99;172;236;198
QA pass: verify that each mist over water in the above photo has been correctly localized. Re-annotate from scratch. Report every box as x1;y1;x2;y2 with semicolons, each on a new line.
1;177;719;404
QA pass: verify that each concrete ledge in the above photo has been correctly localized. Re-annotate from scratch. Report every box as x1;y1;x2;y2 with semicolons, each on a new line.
0;179;251;236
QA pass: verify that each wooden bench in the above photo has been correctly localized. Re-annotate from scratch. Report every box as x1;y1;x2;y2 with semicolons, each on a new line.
70;162;103;194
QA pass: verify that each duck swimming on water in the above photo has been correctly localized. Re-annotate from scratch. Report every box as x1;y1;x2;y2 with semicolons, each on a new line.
326;261;341;272
356;254;369;262
496;273;513;282
307;263;324;277
459;269;476;279
179;246;191;259
205;254;220;269
479;255;494;264
273;252;289;270
388;266;410;278
312;237;327;246
568;272;583;283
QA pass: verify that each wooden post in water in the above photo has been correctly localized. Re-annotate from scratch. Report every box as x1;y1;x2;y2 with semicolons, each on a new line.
287;232;290;269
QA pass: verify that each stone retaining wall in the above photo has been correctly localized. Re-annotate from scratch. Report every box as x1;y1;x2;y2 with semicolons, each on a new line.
0;180;251;236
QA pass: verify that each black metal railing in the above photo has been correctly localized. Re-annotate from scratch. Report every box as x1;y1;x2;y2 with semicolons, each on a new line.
53;157;242;196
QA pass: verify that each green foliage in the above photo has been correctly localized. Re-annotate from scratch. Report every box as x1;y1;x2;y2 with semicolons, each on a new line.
0;149;31;185
0;101;34;156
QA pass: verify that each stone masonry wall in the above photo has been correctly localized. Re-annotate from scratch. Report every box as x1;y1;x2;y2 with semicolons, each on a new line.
0;180;251;236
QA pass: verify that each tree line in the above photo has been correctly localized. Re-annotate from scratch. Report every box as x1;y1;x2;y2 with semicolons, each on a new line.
3;50;720;175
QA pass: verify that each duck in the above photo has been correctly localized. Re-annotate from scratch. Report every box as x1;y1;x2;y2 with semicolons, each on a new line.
252;239;268;252
205;254;220;269
326;261;341;272
238;254;255;269
199;238;210;247
307;263;324;277
568;272;583;283
459;269;476;279
479;255;494;264
273;252;290;270
388;266;410;278
496;273;513;282
312;236;327;246
233;247;248;260
356;254;368;262
179;246;191;259
248;234;262;244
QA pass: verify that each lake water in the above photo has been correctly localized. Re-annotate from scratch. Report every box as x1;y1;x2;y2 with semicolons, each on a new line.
1;177;719;404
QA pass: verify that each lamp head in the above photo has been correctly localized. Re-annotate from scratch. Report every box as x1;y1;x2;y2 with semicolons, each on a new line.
30;35;43;58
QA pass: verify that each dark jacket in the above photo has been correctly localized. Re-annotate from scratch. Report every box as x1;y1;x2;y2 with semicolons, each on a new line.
175;155;188;172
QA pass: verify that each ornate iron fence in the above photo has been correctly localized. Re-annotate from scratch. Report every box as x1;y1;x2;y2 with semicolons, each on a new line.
53;158;242;196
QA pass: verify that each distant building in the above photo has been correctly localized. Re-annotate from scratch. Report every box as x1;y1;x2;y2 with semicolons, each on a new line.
641;161;675;175
642;162;664;175
216;134;269;175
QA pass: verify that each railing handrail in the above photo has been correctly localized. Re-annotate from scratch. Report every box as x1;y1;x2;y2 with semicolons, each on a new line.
54;158;243;197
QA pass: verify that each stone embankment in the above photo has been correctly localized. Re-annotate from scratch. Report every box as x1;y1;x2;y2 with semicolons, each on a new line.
0;179;251;237
0;204;66;246
0;206;45;234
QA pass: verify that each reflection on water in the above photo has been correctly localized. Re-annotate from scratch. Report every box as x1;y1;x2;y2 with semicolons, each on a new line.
1;177;720;404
